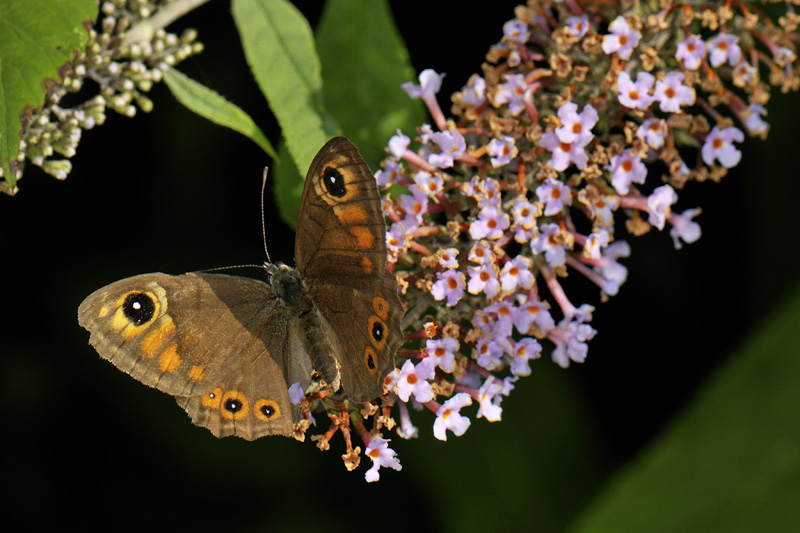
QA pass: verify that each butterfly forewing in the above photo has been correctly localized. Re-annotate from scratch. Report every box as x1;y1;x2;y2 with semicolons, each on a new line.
78;272;306;438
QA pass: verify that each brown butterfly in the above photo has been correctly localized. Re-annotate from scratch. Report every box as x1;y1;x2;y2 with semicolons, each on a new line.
78;137;404;440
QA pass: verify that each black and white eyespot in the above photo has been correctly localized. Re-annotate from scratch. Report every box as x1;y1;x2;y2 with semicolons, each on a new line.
122;292;156;325
322;166;347;197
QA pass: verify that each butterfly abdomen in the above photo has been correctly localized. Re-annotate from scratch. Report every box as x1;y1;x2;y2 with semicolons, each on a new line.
299;310;342;393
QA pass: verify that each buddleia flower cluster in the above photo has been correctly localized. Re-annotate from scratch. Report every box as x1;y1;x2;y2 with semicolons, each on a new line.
299;0;800;481
2;0;203;194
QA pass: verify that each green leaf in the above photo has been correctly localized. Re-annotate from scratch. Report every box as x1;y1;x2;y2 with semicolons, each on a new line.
0;0;97;191
571;285;800;532
316;0;425;167
232;0;333;178
163;68;277;161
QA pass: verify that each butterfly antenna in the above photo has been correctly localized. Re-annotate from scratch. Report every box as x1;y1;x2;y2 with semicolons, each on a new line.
261;167;272;264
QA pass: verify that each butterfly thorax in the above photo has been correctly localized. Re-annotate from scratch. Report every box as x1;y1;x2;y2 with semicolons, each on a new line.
266;264;311;313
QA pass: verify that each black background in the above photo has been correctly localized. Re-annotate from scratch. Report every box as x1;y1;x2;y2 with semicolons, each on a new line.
3;1;799;530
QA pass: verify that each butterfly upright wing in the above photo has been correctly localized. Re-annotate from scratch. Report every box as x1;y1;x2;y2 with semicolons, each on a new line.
78;272;310;439
294;137;404;402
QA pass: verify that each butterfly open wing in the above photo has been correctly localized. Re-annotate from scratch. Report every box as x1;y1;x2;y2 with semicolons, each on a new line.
294;137;404;402
78;272;311;438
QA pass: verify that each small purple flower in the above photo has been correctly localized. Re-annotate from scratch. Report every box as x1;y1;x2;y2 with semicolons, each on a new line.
536;177;572;216
708;33;742;67
733;61;756;85
476;376;516;421
385;222;407;261
595;241;631;286
387;130;410;158
583;230;610;260
654;71;695;113
577;189;619;228
531;223;568;266
503;19;529;43
288;382;305;405
617;71;655;110
646;185;678;230
426;337;459;373
513;299;556;336
511;198;538;226
539;132;589;171
395;358;435;403
428;130;466;168
469;206;510;240
437;247;459;270
487;135;517;167
398;184;428;230
565;15;590;38
607;150;648;195
676;36;706;70
433;393;473;441
364;437;402;482
430;269;466;306
494;73;528;116
461;75;486;107
402;69;446;129
375;158;404;187
402;68;444;100
511;337;542;376
474;336;505;371
468;263;500;298
499;255;534;293
701;126;744;168
413;170;444;197
670;208;702;249
601;16;640;60
744;104;768;135
555;102;598;145
468;240;495;265
549;315;597;368
636;118;666;149
484;300;516;338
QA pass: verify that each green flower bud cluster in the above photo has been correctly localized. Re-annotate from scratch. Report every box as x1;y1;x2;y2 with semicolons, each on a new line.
5;0;203;193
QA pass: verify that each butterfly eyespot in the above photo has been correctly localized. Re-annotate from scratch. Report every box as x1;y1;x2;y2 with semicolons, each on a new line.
322;166;347;197
220;390;249;420
254;399;281;422
371;321;384;342
367;315;388;350
202;387;223;409
372;296;390;320
364;347;378;374
122;292;156;325
224;399;243;413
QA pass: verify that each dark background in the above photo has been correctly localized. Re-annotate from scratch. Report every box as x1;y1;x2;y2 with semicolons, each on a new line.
3;1;799;530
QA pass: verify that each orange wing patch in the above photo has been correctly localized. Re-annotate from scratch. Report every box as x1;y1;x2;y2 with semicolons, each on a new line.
158;343;181;373
141;316;176;358
361;256;374;275
333;204;368;225
348;226;374;249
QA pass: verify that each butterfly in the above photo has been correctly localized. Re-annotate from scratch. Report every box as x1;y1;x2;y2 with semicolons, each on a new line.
78;137;404;440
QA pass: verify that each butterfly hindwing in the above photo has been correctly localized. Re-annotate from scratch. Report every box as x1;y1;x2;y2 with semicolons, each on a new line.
294;137;403;401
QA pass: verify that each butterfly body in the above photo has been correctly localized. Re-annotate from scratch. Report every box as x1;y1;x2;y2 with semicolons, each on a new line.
78;137;403;440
